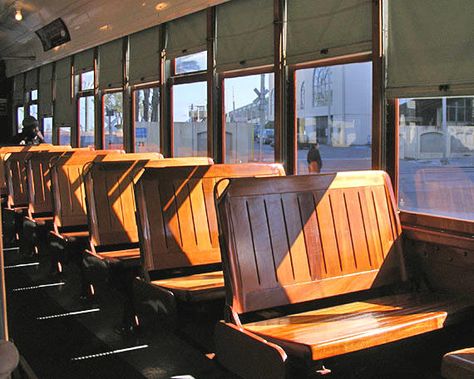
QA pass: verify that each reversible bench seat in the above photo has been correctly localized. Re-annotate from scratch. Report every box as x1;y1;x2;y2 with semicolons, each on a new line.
214;171;474;379
133;163;285;323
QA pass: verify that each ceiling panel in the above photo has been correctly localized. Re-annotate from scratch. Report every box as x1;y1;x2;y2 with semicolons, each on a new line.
0;0;229;77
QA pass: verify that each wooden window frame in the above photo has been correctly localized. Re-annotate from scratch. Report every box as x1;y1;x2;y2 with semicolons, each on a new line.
131;82;161;153
102;90;125;150
76;69;96;147
219;66;275;163
287;52;374;174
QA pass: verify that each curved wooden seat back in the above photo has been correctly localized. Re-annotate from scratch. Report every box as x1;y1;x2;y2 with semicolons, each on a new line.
5;146;70;208
216;171;405;315
50;150;124;230
83;153;164;248
26;151;70;216
135;163;285;274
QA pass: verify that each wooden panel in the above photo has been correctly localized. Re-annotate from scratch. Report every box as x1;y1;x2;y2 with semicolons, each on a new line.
5;148;56;208
216;171;405;314
152;271;224;292
26;151;67;215
244;293;474;360
51;151;123;229
84;156;208;248
135;163;285;273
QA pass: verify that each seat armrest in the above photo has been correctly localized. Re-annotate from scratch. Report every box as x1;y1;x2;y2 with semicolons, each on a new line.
214;321;287;379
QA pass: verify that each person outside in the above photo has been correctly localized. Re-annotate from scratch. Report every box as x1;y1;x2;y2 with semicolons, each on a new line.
307;142;322;173
9;116;45;145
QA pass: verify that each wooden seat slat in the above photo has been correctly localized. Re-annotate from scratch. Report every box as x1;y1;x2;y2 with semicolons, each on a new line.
97;248;141;259
151;271;224;292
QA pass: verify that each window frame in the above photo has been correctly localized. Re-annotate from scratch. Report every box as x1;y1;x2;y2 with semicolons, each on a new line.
168;54;209;157
219;66;275;163
389;98;474;237
76;70;96;148
288;52;374;174
131;81;161;153
102;89;125;150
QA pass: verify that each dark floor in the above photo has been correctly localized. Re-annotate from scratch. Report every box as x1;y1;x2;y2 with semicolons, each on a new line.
4;244;474;379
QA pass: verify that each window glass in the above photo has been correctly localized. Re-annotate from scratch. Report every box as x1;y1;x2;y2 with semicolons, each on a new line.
17;106;24;132
103;92;123;150
173;82;207;157
42;117;53;144
175;51;207;75
399;96;474;220
134;87;160;152
29;104;38;119
79;95;95;148
224;73;275;163
59;126;71;146
31;90;38;101
296;62;372;174
81;71;94;91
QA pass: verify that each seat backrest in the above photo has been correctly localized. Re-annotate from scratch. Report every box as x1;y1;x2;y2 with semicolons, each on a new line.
135;163;285;274
83;153;165;248
216;171;405;315
50;150;124;230
4;146;67;208
26;151;69;216
83;155;211;249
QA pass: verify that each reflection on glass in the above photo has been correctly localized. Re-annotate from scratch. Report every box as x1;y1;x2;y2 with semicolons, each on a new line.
103;92;123;150
81;71;94;91
295;62;372;174
79;96;95;148
398;96;474;220
17;107;24;132
29;104;38;120
134;88;160;152
31;90;38;101
173;82;207;157
43;117;53;144
175;51;207;75
224;73;275;163
59;126;71;146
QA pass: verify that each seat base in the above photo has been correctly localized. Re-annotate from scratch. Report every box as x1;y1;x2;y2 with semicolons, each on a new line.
243;293;474;361
151;271;225;302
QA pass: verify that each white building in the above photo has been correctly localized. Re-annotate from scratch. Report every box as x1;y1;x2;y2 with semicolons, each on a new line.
292;62;372;147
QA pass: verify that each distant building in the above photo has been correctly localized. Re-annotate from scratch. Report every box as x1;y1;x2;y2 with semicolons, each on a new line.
292;63;372;147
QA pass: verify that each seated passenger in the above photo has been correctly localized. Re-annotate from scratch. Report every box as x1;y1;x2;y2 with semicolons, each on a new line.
10;116;45;145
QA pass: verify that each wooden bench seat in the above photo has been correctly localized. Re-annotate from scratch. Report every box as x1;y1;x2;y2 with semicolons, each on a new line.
48;150;124;275
132;163;285;324
82;155;213;327
442;347;474;379
214;171;474;378
22;150;73;254
3;146;71;246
